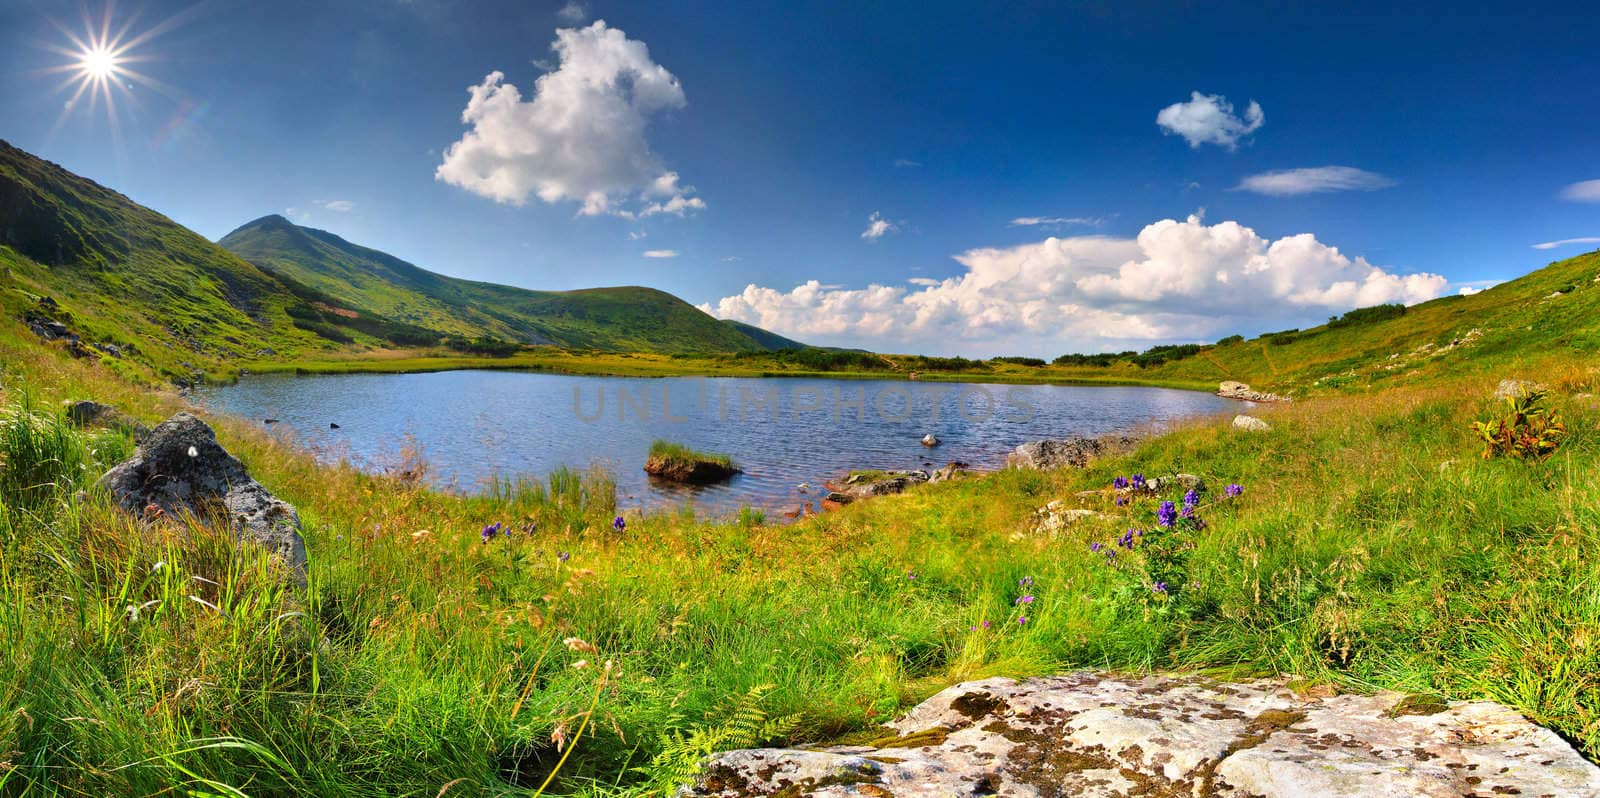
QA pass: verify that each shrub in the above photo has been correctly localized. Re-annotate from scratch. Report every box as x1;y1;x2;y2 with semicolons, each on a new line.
990;356;1046;367
1328;303;1406;329
1473;388;1567;460
1215;334;1244;346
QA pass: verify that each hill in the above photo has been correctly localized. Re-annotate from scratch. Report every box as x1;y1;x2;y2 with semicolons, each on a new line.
218;214;794;354
0;140;800;386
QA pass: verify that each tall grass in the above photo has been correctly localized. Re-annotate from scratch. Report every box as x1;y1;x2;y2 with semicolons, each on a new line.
2;329;1600;795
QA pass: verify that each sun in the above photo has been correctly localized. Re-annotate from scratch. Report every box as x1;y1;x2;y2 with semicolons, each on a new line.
79;45;121;80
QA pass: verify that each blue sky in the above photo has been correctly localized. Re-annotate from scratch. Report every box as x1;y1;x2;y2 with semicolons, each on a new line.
2;0;1597;356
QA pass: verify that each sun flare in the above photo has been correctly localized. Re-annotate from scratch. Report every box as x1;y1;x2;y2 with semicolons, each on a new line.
79;45;120;79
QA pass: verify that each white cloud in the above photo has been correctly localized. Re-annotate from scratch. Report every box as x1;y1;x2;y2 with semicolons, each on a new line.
861;211;899;241
1458;286;1481;296
642;249;678;258
1235;166;1395;196
1156;91;1264;150
1009;215;1107;228
435;21;702;218
1558;180;1600;202
627;230;647;240
316;199;355;212
893;158;922;168
556;1;587;23
1532;237;1600;250
702;215;1448;355
721;255;742;262
907;277;940;286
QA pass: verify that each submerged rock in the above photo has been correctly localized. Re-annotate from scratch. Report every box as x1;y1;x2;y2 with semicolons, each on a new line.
920;433;940;447
97;412;307;577
1218;380;1292;402
687;672;1600;797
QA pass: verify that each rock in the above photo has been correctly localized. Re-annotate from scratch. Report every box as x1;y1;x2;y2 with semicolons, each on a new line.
1495;379;1548;399
329;422;340;429
96;413;307;578
644;455;741;484
826;470;930;503
1148;473;1206;493
920;433;939;447
687;672;1600;797
1009;438;1104;470
1217;381;1291;403
64;400;149;438
1031;501;1102;535
1232;414;1271;432
928;462;970;483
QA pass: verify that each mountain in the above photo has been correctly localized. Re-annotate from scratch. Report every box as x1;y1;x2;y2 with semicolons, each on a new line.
218;214;797;354
0;140;800;384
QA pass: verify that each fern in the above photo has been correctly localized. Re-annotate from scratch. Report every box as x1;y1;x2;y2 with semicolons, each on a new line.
635;684;800;796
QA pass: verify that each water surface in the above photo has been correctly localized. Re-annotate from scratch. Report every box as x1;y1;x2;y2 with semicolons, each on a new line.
197;371;1238;517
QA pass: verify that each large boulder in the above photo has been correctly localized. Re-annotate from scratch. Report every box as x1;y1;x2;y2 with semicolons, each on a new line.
824;470;930;504
687;672;1600;797
1218;381;1292;402
97;413;307;577
1232;414;1271;432
1008;438;1104;470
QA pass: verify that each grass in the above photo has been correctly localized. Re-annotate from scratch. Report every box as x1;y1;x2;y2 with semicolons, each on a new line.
645;440;735;471
3;297;1600;794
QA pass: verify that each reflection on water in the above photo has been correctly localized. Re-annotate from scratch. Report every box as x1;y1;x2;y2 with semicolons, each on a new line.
196;371;1238;517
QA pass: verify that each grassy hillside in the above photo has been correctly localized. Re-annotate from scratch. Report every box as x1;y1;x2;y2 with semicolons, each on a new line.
219;215;796;354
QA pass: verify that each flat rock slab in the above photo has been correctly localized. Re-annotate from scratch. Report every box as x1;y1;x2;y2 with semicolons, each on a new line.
687;672;1600;797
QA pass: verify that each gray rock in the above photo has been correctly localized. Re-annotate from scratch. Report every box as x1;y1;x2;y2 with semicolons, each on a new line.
928;462;970;483
828;470;930;503
920;433;940;447
1232;414;1271;432
687;672;1600;797
1030;501;1102;535
1009;437;1104;470
1218;380;1291;403
65;400;149;438
1147;473;1206;493
97;413;307;577
1495;379;1548;399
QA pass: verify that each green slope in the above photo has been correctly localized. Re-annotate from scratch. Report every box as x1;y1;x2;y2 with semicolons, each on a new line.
218;214;795;353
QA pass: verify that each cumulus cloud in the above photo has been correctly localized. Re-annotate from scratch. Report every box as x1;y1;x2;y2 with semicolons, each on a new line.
1009;215;1107;228
435;21;702;218
701;215;1449;355
1559;180;1600;202
1157;91;1263;150
861;211;899;241
556;1;587;23
1235;166;1395;196
642;249;678;258
1532;237;1600;250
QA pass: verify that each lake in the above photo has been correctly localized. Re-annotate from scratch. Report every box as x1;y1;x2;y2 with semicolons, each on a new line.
195;371;1240;517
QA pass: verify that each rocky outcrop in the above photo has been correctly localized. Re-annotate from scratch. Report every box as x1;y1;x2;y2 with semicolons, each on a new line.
687;672;1600;797
824;470;930;504
1030;501;1103;536
1009;438;1105;470
928;462;970;483
65;400;149;438
97;413;307;577
1218;381;1291;403
1495;379;1549;399
1232;414;1271;432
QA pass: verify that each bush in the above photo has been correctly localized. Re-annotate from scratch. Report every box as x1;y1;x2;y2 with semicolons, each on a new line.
1215;334;1244;346
1131;343;1204;368
990;356;1046;367
1053;351;1134;368
1328;304;1406;329
1473;388;1567;460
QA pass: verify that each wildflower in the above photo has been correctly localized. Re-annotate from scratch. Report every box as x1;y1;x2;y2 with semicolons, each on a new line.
1152;581;1168;594
1113;476;1130;490
1183;489;1200;510
563;636;598;654
1118;528;1137;549
1131;473;1146;490
1017;616;1028;625
1018;576;1034;587
907;571;917;580
1015;595;1035;605
1115;496;1128;507
523;522;537;534
557;550;571;563
1157;501;1177;528
1089;541;1103;553
1226;483;1244;498
612;515;626;532
481;522;502;543
982;620;992;629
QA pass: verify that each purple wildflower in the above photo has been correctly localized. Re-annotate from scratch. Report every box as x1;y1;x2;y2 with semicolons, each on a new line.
1115;496;1128;507
1226;483;1244;498
1017;616;1028;625
982;620;992;629
1015;595;1035;605
1018;576;1034;588
557;550;571;563
1183;489;1200;510
481;522;502;543
1131;473;1147;490
612;515;626;532
1157;501;1177;528
907;571;917;580
1152;581;1168;594
1113;476;1130;490
1118;528;1137;549
1089;541;1104;553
